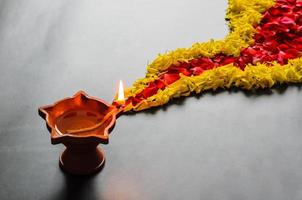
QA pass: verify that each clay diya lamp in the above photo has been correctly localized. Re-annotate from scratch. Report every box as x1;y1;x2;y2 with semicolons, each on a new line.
38;91;124;175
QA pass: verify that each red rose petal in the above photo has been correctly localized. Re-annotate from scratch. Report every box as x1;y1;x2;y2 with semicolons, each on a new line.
220;56;235;65
190;67;204;75
154;80;166;89
162;73;180;85
269;7;283;16
280;16;296;26
142;86;158;99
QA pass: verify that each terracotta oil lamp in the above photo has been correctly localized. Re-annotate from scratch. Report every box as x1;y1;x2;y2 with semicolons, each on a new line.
38;86;125;175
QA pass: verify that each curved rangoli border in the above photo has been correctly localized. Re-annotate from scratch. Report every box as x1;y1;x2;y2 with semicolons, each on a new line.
121;0;302;112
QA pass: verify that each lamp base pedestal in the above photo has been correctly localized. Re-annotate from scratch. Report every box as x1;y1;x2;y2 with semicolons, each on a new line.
59;146;105;175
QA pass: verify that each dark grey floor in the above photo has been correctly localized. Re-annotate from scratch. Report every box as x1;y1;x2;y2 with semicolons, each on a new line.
1;0;302;199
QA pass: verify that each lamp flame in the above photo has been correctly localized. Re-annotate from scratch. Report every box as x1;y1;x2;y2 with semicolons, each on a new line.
117;80;125;105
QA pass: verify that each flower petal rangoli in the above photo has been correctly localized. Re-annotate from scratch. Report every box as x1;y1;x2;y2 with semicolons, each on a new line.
122;0;302;112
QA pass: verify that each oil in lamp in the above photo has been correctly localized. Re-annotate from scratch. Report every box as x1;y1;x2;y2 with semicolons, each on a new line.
38;81;125;175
